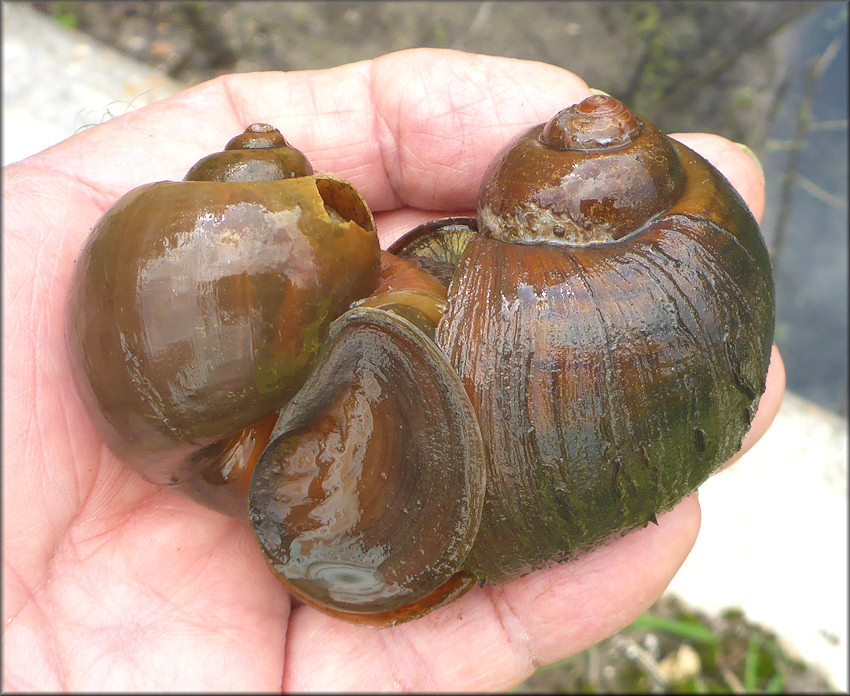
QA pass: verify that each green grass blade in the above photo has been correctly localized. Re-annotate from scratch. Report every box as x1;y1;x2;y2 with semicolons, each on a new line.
743;634;762;691
628;613;719;645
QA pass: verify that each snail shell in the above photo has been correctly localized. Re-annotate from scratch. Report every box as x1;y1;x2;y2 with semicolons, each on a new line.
66;125;486;626
247;249;489;625
65;125;380;497
399;94;775;582
249;301;485;625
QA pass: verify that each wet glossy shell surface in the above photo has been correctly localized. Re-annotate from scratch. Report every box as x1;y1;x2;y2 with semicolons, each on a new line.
66;176;379;485
249;307;486;623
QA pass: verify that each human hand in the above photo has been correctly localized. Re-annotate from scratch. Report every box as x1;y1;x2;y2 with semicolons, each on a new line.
2;48;785;691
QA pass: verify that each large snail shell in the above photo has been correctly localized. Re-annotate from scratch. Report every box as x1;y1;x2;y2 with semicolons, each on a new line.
248;256;486;626
429;95;775;582
65;126;380;490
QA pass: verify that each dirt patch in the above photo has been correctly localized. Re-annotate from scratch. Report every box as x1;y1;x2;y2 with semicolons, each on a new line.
518;594;836;693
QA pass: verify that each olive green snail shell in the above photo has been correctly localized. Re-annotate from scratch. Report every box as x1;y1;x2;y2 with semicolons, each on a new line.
396;94;775;583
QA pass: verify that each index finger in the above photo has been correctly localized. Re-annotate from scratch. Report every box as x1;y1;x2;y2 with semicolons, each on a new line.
27;49;591;215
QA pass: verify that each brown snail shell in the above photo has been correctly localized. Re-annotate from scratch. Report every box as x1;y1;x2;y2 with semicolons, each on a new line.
249;301;485;625
246;249;488;625
65;125;381;500
66;122;486;626
397;94;775;583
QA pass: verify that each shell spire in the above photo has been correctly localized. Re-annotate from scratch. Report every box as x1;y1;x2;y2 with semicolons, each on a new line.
539;94;641;151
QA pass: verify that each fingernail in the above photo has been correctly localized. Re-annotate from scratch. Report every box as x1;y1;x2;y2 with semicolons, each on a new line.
589;88;611;97
734;142;765;184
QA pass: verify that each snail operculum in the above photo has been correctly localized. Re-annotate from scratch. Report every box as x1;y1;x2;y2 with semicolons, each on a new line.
387;217;479;287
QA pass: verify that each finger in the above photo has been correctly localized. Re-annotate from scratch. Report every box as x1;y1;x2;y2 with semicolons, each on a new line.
26;49;591;213
670;132;766;224
368;49;591;211
282;495;701;691
227;49;591;212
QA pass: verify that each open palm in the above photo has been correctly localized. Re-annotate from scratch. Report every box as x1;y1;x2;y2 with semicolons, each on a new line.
3;49;785;691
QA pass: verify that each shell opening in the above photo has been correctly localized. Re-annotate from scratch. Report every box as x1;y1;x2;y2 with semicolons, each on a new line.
315;176;377;233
